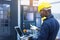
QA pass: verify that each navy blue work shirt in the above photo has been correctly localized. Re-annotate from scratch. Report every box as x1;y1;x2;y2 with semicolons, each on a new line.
37;14;59;40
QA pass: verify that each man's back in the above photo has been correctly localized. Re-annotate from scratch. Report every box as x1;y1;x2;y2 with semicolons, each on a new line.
38;15;59;40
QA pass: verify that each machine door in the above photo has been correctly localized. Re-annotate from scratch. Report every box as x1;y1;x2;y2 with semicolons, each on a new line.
0;3;11;40
0;0;18;40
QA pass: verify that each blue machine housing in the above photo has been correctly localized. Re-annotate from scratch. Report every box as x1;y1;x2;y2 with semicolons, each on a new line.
20;5;41;35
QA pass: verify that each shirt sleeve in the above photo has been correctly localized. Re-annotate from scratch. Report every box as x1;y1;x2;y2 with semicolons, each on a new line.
38;22;50;40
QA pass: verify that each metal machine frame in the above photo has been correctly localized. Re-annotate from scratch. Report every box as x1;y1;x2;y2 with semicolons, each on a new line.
0;0;18;40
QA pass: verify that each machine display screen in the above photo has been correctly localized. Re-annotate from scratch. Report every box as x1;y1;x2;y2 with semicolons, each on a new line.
24;13;34;21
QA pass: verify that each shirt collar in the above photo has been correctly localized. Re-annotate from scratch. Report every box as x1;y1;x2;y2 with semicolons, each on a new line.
46;14;54;19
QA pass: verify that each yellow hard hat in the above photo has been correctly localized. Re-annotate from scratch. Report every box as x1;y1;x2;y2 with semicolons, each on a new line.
38;2;51;12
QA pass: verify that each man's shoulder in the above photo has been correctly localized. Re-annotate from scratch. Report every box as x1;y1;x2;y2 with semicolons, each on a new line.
45;17;56;22
43;18;55;24
44;17;59;26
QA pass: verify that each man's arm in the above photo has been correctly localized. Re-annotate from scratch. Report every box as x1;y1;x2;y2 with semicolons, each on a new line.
38;22;49;40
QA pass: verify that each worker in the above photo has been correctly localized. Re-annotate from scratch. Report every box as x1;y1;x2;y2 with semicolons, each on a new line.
37;2;59;40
